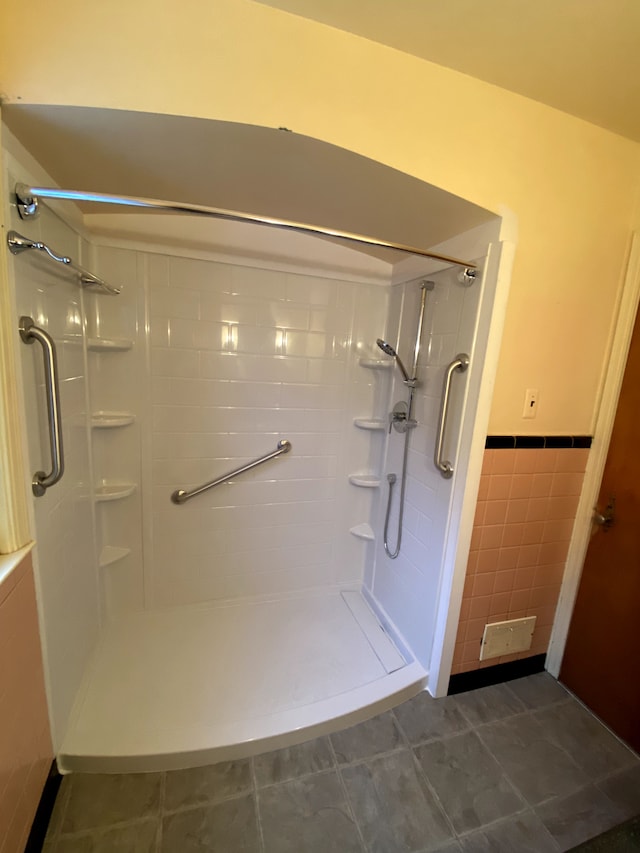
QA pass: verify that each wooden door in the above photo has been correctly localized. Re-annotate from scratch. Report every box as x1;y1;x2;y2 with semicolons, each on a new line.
560;304;640;752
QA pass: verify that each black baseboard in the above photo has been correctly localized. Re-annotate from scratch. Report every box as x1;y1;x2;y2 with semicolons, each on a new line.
448;654;546;695
485;435;592;449
24;760;62;852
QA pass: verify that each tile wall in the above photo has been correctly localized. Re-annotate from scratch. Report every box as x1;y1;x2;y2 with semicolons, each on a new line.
370;267;481;668
0;551;53;852
9;193;100;747
143;252;390;607
452;445;589;674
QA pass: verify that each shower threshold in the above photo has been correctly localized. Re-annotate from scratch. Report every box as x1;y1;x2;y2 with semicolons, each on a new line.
59;589;426;773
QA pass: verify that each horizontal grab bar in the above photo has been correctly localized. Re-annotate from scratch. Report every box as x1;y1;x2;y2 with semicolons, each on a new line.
7;230;120;295
171;439;292;504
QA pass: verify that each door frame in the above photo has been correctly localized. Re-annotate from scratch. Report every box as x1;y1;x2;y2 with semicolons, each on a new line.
547;232;640;676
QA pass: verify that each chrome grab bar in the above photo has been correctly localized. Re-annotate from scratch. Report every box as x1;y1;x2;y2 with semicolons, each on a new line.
19;316;65;496
7;230;120;295
434;354;470;479
171;439;292;504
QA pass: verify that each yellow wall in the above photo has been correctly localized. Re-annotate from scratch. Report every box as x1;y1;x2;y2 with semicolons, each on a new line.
1;0;639;434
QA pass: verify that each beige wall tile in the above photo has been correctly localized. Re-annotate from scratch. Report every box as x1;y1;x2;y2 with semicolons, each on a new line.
455;446;588;674
0;552;52;848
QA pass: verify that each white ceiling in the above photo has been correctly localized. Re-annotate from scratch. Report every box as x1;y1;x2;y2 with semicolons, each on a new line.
255;0;640;142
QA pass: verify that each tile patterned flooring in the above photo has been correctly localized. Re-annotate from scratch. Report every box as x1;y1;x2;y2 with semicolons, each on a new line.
43;674;640;852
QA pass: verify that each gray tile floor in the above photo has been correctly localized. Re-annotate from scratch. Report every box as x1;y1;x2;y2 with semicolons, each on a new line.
44;674;640;852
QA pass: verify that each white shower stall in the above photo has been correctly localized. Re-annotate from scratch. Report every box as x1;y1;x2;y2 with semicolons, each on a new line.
2;111;513;772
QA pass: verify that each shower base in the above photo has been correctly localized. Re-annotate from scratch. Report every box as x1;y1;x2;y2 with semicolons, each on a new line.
59;589;426;773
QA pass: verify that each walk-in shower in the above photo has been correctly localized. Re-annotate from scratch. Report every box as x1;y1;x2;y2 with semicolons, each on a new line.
2;110;511;773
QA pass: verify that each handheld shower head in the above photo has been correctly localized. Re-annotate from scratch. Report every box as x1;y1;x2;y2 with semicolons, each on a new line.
376;338;396;358
376;338;411;382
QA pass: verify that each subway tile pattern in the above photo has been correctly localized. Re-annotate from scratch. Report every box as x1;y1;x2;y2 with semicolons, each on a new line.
45;674;640;852
452;446;589;675
0;552;53;852
371;268;481;669
10;197;101;744
140;251;390;606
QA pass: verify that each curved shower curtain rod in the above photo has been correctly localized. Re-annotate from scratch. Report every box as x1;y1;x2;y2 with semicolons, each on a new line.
14;183;477;270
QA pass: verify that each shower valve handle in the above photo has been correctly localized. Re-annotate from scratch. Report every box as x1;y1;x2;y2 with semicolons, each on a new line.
389;401;417;434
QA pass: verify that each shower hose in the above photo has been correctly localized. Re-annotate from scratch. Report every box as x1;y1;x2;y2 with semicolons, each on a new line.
382;420;412;559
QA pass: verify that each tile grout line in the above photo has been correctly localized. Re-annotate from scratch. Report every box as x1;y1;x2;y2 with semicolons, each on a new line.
407;747;460;845
389;706;411;748
454;688;528;730
57;816;164;841
453;806;562;852
328;735;369;853
525;703;617;785
52;677;637;850
160;787;257;816
46;775;71;844
532;781;616;812
401;700;530;839
156;770;166;853
390;706;461;845
318;744;408;775
396;693;566;849
543;686;640;768
390;703;475;750
594;762;640;803
250;756;266;853
472;712;555;812
252;739;338;792
469;705;612;839
501;675;573;713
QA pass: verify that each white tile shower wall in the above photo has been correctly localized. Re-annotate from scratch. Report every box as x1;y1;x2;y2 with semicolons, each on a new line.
140;251;389;607
369;271;481;669
8;194;100;748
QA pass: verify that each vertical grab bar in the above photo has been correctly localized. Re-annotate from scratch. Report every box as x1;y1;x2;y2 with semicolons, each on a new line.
19;316;65;496
434;353;470;479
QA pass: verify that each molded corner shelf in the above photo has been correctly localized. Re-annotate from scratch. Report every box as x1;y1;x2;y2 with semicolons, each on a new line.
95;482;137;502
99;546;131;568
354;418;386;431
91;411;136;428
349;523;375;541
358;358;393;370
88;337;134;352
348;474;381;488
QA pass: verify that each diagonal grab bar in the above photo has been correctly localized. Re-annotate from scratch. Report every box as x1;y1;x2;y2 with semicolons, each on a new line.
171;439;292;504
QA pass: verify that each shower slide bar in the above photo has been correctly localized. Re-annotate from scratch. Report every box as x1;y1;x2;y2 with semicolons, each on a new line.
14;183;477;271
19;316;65;497
434;353;470;479
7;230;120;295
171;439;292;504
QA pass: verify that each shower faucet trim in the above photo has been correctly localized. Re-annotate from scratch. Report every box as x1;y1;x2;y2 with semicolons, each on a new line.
378;280;433;558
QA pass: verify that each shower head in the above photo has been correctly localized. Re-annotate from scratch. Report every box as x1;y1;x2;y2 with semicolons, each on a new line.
376;338;396;358
376;338;411;382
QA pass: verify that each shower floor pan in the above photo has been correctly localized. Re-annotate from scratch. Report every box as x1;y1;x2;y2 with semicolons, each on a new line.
59;589;426;773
